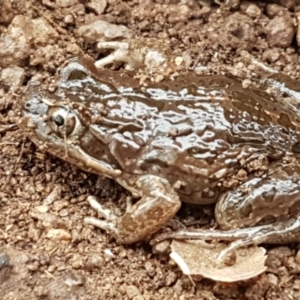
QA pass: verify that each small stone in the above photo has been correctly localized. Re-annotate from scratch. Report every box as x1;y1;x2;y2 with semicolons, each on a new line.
86;254;104;269
296;13;300;47
0;0;14;24
56;0;78;8
245;4;261;18
262;48;280;63
124;285;142;300
173;279;184;295
242;79;251;89
152;240;171;254
30;18;59;45
44;186;61;205
279;0;295;9
104;248;115;258
46;229;71;241
265;13;295;48
164;271;178;286
225;0;240;10
218;12;256;50
64;14;74;24
64;272;85;286
0;18;30;67
0;66;25;88
267;273;279;285
295;248;300;264
59;209;69;217
77;20;131;43
34;205;49;213
175;56;184;66
66;43;81;55
0;254;10;268
86;0;107;15
167;5;191;24
266;4;287;18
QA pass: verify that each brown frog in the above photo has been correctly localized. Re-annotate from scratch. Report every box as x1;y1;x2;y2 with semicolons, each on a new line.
19;56;300;261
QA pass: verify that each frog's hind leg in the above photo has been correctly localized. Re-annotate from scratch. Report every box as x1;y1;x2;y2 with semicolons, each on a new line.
84;175;181;244
151;164;300;263
151;218;300;264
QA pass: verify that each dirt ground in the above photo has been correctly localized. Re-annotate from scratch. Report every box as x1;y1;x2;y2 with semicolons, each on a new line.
2;0;300;299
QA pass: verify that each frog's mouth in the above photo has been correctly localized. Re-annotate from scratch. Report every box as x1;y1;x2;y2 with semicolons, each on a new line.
20;87;122;179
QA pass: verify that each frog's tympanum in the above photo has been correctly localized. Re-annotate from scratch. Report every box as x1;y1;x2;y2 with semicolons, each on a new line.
19;56;300;260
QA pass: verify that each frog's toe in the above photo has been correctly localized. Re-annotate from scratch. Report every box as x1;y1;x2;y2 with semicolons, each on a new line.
216;238;252;265
84;195;119;235
86;195;113;220
95;41;141;70
84;216;118;235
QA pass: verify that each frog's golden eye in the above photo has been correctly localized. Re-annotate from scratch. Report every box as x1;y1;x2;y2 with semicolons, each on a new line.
48;106;77;137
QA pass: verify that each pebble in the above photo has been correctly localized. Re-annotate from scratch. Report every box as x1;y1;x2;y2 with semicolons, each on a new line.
220;12;256;50
86;0;107;15
0;18;29;67
265;13;295;48
77;20;131;43
262;48;280;63
245;4;261;19
124;285;142;300
266;4;287;18
0;66;25;88
56;0;78;8
296;12;300;47
164;271;178;286
30;18;59;45
46;229;71;241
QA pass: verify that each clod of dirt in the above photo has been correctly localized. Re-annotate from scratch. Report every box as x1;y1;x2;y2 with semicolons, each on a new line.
296;12;300;47
265;12;295;48
215;12;256;50
0;66;25;88
46;229;72;241
56;0;79;8
0;17;30;67
77;20;132;43
0;15;59;68
170;240;267;282
86;0;107;15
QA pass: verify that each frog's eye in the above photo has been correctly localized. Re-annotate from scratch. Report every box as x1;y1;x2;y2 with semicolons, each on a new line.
48;106;77;137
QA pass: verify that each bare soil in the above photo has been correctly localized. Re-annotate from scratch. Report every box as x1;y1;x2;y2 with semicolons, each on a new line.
2;0;300;299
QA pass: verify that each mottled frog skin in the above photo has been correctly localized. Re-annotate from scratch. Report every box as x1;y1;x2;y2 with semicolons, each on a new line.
19;56;300;259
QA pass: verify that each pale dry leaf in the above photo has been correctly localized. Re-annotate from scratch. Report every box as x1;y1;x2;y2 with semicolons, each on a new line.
171;240;267;282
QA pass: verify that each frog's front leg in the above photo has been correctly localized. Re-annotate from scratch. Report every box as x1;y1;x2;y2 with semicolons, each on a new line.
152;164;300;263
84;175;181;244
95;41;143;71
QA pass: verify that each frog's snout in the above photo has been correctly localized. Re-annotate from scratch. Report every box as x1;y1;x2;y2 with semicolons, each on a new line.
22;98;48;116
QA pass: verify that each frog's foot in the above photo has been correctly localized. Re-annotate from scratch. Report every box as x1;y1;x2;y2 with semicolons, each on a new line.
84;175;181;244
95;41;143;71
151;217;300;264
84;196;119;235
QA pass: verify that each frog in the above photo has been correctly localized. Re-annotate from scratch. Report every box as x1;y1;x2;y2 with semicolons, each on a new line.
18;55;300;262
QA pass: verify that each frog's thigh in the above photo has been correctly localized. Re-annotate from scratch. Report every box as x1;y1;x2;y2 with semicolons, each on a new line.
85;175;181;244
215;173;300;231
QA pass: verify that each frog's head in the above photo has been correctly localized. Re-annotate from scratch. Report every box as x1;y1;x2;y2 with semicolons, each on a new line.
19;62;122;179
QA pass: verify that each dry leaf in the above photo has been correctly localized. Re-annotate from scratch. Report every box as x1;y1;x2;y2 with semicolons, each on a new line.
171;240;267;282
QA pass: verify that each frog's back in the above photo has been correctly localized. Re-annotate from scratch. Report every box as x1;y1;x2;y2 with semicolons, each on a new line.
84;73;300;204
20;58;300;204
